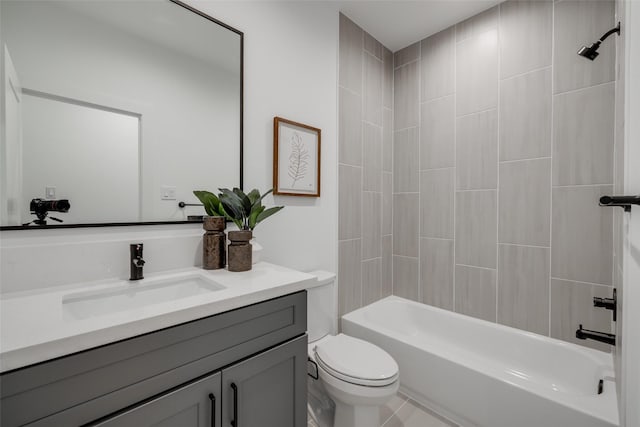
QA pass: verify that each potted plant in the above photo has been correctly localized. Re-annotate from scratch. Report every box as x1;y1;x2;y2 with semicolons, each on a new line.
193;188;283;271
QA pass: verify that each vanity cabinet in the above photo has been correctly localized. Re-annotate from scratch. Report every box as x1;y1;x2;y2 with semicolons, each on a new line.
0;291;307;427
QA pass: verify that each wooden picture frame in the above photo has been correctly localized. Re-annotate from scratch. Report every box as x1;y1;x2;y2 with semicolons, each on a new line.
273;117;321;197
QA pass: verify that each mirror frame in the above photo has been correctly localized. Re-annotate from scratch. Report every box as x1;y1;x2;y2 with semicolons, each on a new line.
0;0;243;231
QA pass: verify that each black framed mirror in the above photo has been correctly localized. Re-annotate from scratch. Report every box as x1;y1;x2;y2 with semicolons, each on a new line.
0;0;243;230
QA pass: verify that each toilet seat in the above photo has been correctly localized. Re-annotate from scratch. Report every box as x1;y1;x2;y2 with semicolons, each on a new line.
314;334;399;387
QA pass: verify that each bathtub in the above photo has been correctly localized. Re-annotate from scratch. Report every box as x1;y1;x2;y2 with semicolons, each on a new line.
342;296;619;427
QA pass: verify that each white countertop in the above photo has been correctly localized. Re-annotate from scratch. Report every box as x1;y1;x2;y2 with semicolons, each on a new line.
0;262;317;373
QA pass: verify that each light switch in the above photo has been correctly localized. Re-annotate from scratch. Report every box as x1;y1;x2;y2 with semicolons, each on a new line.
161;185;177;200
45;186;56;199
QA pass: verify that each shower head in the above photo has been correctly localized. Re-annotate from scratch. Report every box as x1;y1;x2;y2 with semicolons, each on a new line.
577;41;601;60
577;22;620;61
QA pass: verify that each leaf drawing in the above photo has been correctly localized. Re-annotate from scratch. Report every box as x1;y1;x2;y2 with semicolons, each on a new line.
287;131;310;188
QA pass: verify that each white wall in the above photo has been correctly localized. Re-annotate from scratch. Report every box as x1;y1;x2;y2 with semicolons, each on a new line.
0;1;338;293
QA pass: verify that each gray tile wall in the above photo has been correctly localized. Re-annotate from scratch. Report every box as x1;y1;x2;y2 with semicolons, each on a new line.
392;0;616;349
338;14;394;317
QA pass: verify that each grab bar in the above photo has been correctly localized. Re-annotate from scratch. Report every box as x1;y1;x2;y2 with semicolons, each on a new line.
599;195;640;212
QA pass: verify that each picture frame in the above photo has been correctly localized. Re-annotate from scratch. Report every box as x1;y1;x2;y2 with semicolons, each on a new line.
273;116;321;197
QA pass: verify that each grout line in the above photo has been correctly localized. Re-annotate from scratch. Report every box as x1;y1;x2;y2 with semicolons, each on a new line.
498;242;550;250
364;49;384;64
495;4;501;324
380;396;410;427
550;277;614;288
420;166;456;172
455;188;497;193
417;38;423;303
500;65;552;82
393;191;420;195
393;125;419;133
393;57;419;71
499;156;552;164
339;237;362;243
553;79;615;97
338;84;361;98
338;162;363;169
422;236;455;242
452;24;458;313
359;29;364;310
552;183;614;188
420;93;455;105
394;254;419;260
363;119;383;129
456;263;497;272
455;105;497;119
549;0;555;338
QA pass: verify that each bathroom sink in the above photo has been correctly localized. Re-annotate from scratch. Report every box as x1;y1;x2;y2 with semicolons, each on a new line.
62;273;225;319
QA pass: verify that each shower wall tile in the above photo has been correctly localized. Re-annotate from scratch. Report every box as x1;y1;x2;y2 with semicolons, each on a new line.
338;239;362;317
382;172;393;235
456;109;498;190
394;127;419;192
362;191;382;260
338;165;362;240
394;42;420;68
454;265;497;322
499;0;552;79
339;13;363;95
552;185;613;285
498;244;550;335
499;68;552;161
553;0;615;94
363;123;382;191
550;279;613;352
363;52;383;126
420;95;455;170
364;31;384;60
338;87;362;166
455;6;498;42
498;159;551;247
393;193;419;257
382;235;393;297
393;256;419;302
383;48;393;109
362;258;382;305
455;190;497;269
421;238;454;310
553;82;614;186
383;109;393;172
420;169;454;239
421;27;455;102
394;61;419;129
456;29;498;116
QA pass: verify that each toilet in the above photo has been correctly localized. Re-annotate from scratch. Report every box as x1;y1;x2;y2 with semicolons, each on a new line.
307;271;399;427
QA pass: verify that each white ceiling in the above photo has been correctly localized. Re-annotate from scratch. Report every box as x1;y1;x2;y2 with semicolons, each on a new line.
336;0;502;52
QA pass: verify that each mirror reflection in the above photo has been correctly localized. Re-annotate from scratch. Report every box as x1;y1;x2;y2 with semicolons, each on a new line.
0;0;242;228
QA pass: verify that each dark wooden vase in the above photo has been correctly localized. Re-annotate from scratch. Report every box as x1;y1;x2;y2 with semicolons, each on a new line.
227;230;252;272
202;216;226;270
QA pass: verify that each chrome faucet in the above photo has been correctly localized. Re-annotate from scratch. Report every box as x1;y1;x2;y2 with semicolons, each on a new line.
130;243;145;280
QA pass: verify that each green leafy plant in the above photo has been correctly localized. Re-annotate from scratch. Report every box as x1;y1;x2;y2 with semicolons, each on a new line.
193;188;283;231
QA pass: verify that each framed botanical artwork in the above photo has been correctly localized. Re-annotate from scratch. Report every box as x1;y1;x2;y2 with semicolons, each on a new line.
273;117;321;197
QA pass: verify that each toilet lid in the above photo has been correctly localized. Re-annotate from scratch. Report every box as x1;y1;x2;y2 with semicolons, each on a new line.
314;334;398;387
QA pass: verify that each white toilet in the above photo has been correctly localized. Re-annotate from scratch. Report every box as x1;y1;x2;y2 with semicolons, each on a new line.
307;271;399;427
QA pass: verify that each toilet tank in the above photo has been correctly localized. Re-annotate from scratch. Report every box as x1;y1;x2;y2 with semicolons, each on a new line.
306;271;336;342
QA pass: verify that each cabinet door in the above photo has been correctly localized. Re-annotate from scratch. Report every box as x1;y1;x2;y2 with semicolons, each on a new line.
91;372;221;427
222;335;307;427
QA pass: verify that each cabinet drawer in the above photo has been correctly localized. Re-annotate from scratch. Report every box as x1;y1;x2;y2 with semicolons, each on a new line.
1;291;306;427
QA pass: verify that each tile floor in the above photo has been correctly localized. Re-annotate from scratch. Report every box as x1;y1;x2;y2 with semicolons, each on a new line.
308;392;458;427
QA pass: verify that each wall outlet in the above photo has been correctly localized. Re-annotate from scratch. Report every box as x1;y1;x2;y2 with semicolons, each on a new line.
45;186;56;199
161;185;177;200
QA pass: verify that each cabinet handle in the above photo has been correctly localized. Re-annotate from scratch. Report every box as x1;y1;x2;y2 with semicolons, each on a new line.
208;393;216;427
230;382;238;427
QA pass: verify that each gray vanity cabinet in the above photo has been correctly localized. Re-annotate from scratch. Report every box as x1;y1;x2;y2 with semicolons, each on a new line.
92;336;307;427
221;335;307;427
93;372;222;427
0;291;307;427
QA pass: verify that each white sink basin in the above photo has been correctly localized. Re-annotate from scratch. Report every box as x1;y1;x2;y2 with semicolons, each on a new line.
62;273;225;319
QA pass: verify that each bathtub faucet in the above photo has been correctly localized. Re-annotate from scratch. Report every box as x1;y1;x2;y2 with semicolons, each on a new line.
575;324;615;346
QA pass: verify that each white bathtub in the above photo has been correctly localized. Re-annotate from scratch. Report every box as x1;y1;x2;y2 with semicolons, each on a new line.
342;296;619;427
